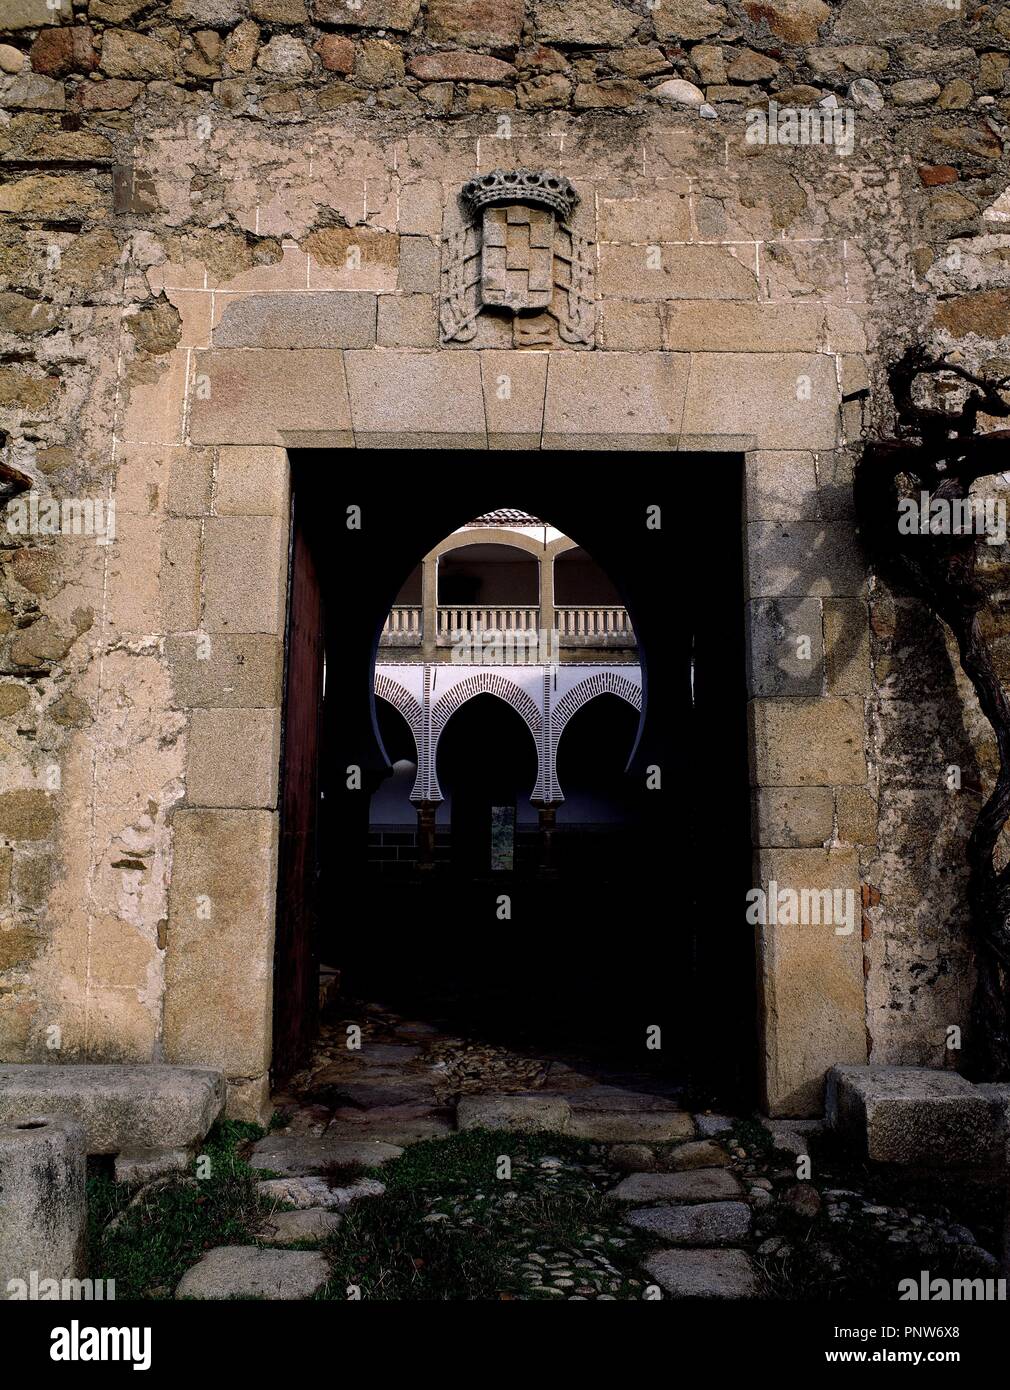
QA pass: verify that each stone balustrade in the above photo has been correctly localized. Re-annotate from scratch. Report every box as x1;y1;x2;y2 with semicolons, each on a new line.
435;606;540;640
555;606;635;641
380;604;637;652
381;605;423;644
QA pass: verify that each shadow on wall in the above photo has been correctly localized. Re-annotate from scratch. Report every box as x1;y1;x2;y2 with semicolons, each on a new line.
746;466;979;1067
868;594;978;1064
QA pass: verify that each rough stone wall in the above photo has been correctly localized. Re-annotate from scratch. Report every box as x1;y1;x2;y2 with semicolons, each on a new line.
1;0;1009;1115
2;0;1009;126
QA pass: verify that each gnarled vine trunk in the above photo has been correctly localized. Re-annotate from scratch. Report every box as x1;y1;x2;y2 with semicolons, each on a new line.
855;349;1010;1078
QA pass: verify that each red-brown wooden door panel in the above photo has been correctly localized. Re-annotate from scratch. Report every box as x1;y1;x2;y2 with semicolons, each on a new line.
272;494;324;1085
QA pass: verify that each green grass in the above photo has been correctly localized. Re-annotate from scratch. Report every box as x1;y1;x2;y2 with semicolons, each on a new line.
384;1127;588;1192
87;1121;267;1299
318;1129;647;1301
87;1125;651;1301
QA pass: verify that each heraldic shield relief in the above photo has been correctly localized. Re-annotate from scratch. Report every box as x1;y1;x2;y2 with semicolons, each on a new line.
440;169;597;348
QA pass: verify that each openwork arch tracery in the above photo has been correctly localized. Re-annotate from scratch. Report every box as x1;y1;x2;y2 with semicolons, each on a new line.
429;671;543;803
553;671;642;734
374;671;423;737
431;671;542;738
539;670;643;803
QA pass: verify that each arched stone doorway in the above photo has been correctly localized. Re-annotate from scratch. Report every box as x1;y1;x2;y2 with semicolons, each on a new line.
273;459;756;1104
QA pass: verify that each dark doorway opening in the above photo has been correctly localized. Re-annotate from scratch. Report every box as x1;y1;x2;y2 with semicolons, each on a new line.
437;694;538;876
273;455;754;1108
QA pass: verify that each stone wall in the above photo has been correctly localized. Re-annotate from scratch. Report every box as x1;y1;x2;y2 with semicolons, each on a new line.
1;0;1009;1118
2;0;1009;130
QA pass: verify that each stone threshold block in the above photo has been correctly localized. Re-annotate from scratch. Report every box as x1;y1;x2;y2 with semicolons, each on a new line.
456;1090;694;1141
248;1133;403;1174
456;1093;571;1133
567;1105;693;1141
826;1066;1002;1167
608;1169;743;1202
0;1065;225;1156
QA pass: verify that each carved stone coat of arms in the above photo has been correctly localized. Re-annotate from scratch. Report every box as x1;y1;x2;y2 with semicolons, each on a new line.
440;169;596;348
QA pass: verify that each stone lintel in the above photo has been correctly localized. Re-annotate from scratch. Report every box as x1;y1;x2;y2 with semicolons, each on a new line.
189;349;352;446
187;348;846;450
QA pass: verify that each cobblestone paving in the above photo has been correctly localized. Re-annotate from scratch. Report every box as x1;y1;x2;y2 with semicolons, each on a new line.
183;1000;1002;1302
261;1000;756;1299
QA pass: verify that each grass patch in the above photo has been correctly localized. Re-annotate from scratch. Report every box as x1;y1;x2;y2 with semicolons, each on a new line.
319;1159;370;1188
382;1127;591;1192
86;1125;651;1301
87;1121;266;1300
319;1129;646;1301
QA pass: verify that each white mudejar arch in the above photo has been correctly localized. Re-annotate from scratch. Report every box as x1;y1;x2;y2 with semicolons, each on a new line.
428;669;542;802
373;663;642;806
540;669;643;803
374;671;423;741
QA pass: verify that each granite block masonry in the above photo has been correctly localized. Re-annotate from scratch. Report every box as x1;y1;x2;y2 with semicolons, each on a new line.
0;0;1006;1123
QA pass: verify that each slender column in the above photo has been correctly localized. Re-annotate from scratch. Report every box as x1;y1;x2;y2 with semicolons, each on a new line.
539;550;555;663
537;667;561;805
535;664;559;873
419;662;436;802
416;802;437;871
536;803;560;876
421;552;437;660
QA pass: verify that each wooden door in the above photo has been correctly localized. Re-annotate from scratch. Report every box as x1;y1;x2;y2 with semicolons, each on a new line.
272;494;324;1085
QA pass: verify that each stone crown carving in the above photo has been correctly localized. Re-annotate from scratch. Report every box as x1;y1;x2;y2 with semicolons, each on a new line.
442;167;595;347
461;168;580;221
